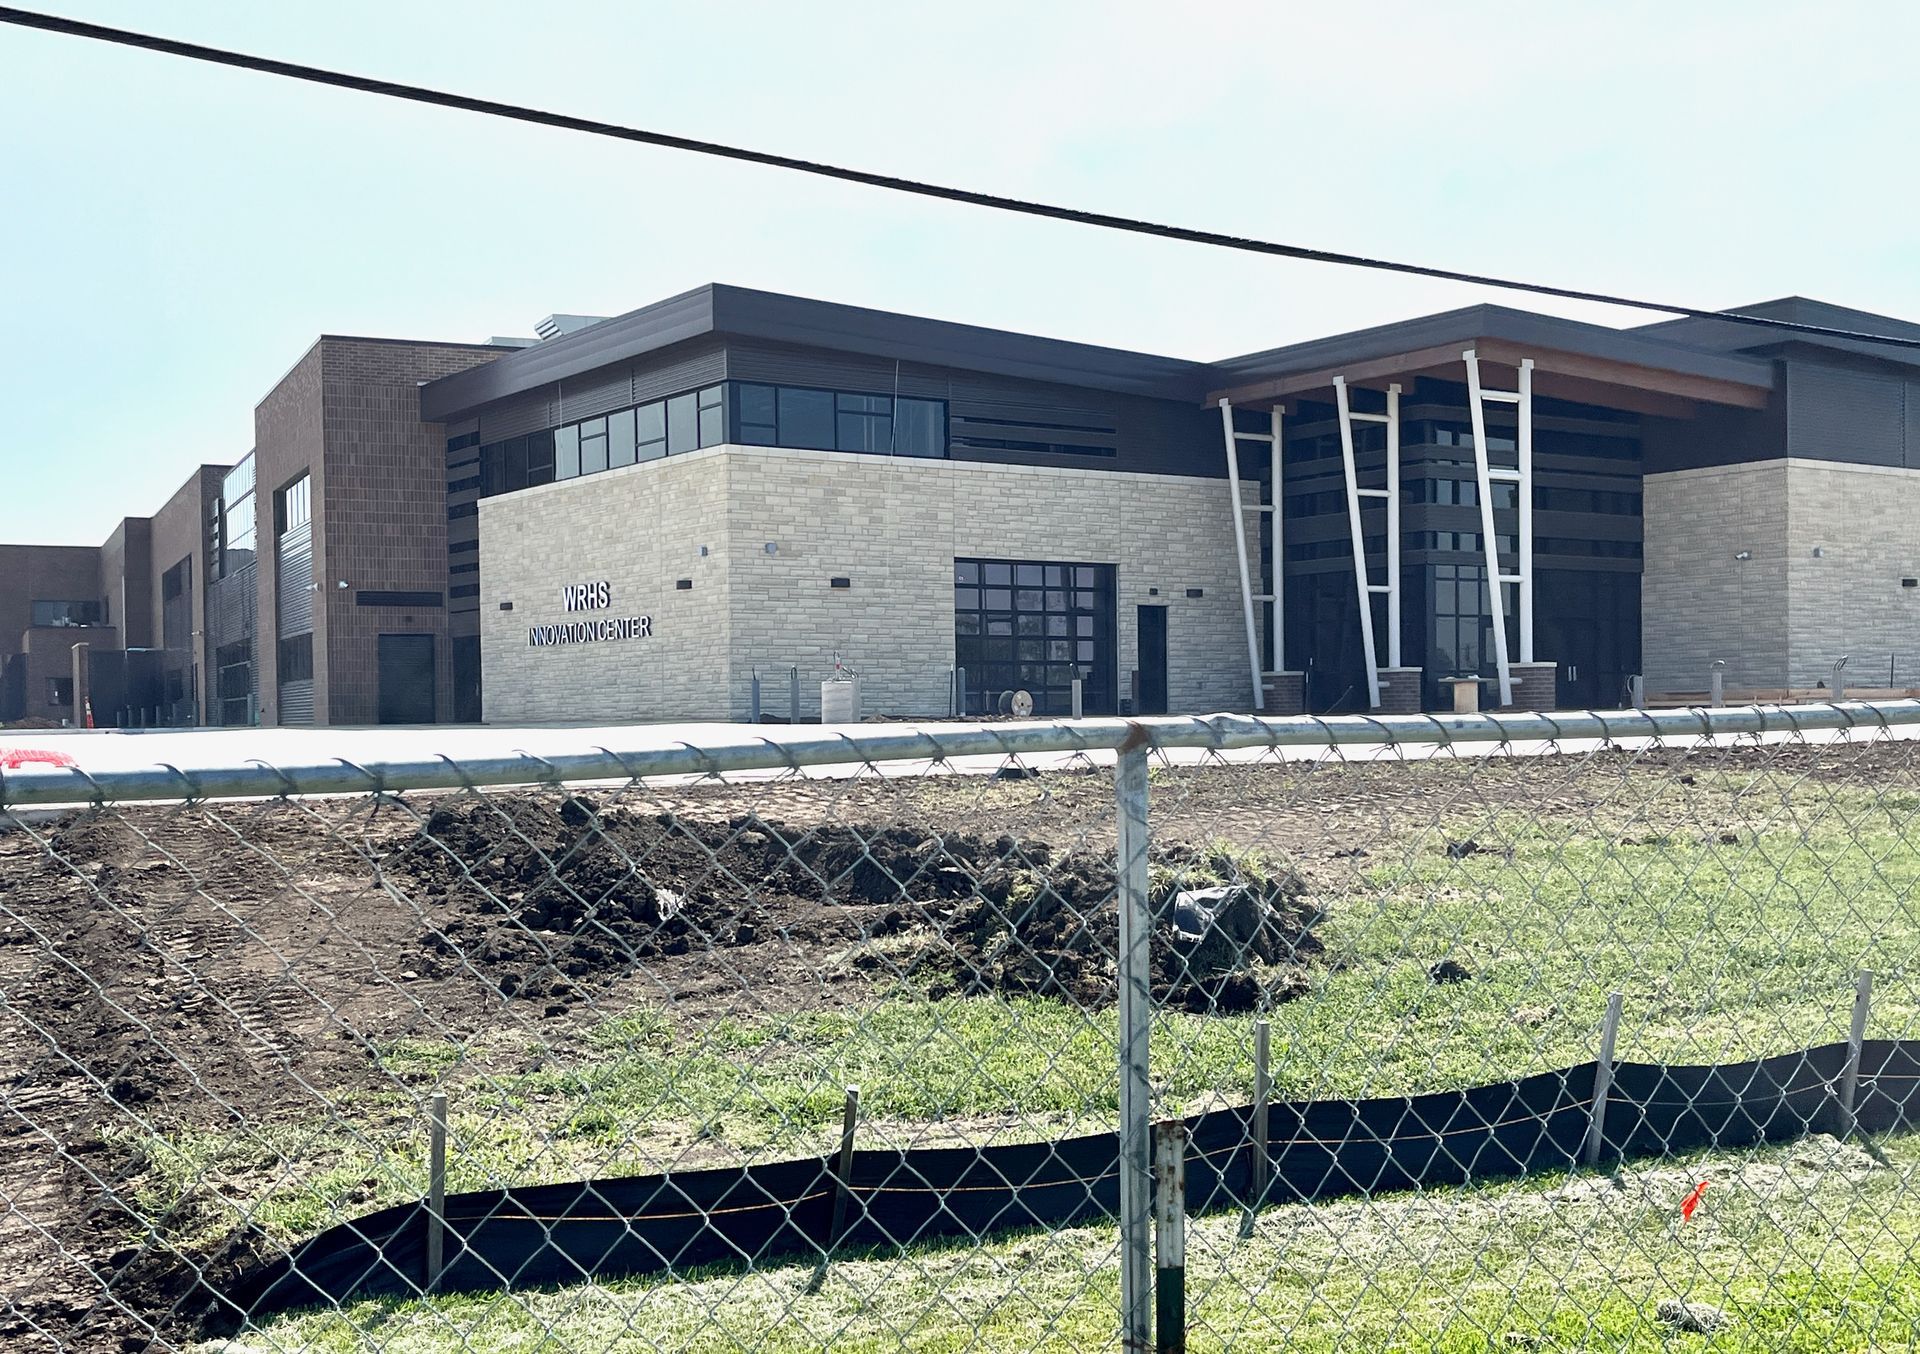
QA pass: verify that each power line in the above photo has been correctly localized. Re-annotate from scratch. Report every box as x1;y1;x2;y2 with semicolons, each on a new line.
4;4;1918;354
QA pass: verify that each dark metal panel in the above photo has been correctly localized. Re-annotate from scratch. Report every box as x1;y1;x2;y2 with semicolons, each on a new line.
278;678;315;725
1787;361;1905;465
556;366;634;424
422;286;718;421
1906;382;1920;470
275;525;314;638
631;342;728;404
477;391;557;443
723;339;949;397
421;283;1213;420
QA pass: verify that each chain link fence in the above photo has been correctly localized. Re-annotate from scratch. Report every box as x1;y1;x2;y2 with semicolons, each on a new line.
5;702;1920;1351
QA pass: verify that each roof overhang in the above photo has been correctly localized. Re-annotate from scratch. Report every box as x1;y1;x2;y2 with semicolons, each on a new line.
1206;305;1776;418
423;283;1215;421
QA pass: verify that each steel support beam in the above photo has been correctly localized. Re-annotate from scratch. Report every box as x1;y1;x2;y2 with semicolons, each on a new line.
1218;399;1266;711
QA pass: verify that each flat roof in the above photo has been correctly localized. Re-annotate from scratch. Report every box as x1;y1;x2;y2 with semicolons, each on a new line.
421;284;1217;420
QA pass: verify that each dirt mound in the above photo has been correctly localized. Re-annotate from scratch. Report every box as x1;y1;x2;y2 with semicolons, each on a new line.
391;798;1037;1006
937;842;1321;1012
387;799;1320;1015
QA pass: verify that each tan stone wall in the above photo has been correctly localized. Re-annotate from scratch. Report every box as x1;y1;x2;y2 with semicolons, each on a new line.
1782;460;1920;690
1642;461;1791;691
479;446;1255;723
479;451;734;723
1644;457;1920;693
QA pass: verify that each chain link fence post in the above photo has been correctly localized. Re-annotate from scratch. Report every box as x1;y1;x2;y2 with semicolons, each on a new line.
1115;727;1154;1351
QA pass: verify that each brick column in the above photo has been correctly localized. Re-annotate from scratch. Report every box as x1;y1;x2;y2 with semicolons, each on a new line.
1261;672;1305;715
1376;666;1425;715
1507;661;1560;712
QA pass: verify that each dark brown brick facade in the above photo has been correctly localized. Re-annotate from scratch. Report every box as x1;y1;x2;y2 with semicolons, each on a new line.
252;337;504;725
0;543;108;723
148;465;226;723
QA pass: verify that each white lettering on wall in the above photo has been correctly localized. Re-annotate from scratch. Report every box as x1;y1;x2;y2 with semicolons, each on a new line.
562;581;612;612
528;615;655;648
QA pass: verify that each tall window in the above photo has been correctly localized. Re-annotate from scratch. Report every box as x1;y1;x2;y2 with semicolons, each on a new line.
274;473;311;535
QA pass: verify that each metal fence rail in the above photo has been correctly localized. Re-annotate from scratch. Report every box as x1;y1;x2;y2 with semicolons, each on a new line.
4;701;1920;1352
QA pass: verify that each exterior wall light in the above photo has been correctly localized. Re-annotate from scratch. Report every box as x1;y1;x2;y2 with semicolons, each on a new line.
1812;546;1826;558
764;542;778;555
1734;551;1752;561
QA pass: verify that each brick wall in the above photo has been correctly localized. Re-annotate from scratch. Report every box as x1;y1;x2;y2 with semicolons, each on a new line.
479;445;1255;723
253;343;326;725
98;518;152;650
252;337;504;725
147;465;226;723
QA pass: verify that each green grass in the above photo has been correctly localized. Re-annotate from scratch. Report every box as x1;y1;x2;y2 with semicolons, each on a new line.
150;785;1920;1348
200;1132;1920;1352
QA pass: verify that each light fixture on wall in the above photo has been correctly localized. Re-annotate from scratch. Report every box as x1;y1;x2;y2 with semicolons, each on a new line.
1734;551;1752;561
1812;546;1826;558
764;542;778;555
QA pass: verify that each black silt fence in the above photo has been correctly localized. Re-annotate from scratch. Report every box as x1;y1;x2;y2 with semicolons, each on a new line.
230;1041;1920;1319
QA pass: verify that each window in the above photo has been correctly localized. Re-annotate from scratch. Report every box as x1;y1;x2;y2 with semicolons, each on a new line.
274;473;311;535
895;397;946;458
32;600;104;627
554;424;581;480
667;392;699;455
737;383;776;444
698;385;725;446
608;407;637;468
579;416;609;475
637;401;667;461
526;430;555;485
277;633;314;682
737;382;948;457
48;676;73;707
472;380;935;499
777;387;835;449
837;393;892;453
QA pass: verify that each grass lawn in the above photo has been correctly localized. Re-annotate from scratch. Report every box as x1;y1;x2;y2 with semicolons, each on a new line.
150;773;1920;1349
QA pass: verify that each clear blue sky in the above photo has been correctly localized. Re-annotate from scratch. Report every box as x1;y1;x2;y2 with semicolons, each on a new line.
3;1;1917;545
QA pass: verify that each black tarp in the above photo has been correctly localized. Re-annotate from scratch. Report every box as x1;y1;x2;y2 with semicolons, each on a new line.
230;1041;1920;1318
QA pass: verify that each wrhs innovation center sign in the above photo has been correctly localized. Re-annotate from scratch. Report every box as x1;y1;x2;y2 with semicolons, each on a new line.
527;581;654;647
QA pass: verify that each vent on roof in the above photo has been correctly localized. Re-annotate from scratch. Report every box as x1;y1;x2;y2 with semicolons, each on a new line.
536;314;612;342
